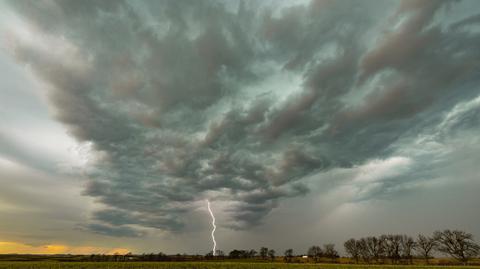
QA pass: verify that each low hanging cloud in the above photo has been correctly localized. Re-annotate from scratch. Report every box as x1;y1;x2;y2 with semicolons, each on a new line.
3;0;480;236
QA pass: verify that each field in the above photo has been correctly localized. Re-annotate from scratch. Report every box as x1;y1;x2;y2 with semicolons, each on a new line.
0;263;480;269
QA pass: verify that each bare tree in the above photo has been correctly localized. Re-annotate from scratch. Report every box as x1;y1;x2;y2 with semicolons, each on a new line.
284;249;293;263
344;238;360;263
382;234;402;264
416;234;436;264
259;247;268;260
324;244;339;262
307;245;323;263
216;250;225;258
358;238;371;263
434;229;480;265
366;236;384;263
268;249;276;262
401;235;416;264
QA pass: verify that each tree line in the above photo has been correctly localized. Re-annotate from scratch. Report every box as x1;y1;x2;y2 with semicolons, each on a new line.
208;229;479;265
343;229;480;265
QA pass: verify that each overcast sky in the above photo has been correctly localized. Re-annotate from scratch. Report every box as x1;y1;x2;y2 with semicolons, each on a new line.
1;0;480;255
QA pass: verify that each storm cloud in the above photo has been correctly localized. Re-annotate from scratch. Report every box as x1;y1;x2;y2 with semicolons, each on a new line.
3;0;480;238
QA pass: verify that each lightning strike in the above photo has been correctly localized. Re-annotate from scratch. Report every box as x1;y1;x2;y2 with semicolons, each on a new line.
206;200;217;256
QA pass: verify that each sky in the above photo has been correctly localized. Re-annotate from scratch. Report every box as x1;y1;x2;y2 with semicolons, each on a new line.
0;0;480;256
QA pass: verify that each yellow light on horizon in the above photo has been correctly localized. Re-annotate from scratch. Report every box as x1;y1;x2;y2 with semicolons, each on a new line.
0;241;131;255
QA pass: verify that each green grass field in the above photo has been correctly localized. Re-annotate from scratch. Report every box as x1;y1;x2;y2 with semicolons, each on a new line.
0;263;479;269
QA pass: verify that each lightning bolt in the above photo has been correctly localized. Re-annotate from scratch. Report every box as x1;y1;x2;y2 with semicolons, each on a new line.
206;200;217;256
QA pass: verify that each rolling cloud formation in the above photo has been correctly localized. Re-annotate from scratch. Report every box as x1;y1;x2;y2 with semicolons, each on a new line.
3;0;480;237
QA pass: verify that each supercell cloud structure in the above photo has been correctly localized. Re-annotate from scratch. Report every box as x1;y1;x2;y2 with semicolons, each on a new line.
2;0;480;239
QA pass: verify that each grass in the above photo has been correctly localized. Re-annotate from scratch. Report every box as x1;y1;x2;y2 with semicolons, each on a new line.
0;262;479;269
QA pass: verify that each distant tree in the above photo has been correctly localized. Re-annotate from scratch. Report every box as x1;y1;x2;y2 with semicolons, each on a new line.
324;244;339;262
228;249;252;259
307;245;323;263
401;235;416;264
228;249;241;259
248;249;257;258
366;236;384;263
434;229;480;265
155;252;167;261
259;247;269;260
344;238;360;263
415;234;437;264
284;249;293;263
124;252;133;261
205;251;214;259
382;235;403;264
268;249;276;262
216;250;225;257
357;238;370;263
173;253;184;261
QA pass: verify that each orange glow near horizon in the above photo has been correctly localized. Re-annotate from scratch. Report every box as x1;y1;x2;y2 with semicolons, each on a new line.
0;241;131;255
106;248;131;255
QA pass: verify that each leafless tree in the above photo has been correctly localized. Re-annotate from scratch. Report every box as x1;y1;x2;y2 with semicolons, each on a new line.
401;235;416;264
344;238;360;263
216;250;225;258
434;229;480;265
382;234;402;264
268;249;275;262
284;249;293;263
259;247;268;260
307;245;323;263
324;244;339;262
416;234;437;264
366;236;384;263
358;238;371;263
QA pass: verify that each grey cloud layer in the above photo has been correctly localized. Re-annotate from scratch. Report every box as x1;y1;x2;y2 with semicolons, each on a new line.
5;0;480;236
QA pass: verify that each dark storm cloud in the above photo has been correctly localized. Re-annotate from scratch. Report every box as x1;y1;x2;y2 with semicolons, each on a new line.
450;13;480;30
81;223;144;238
5;0;480;236
347;95;480;203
